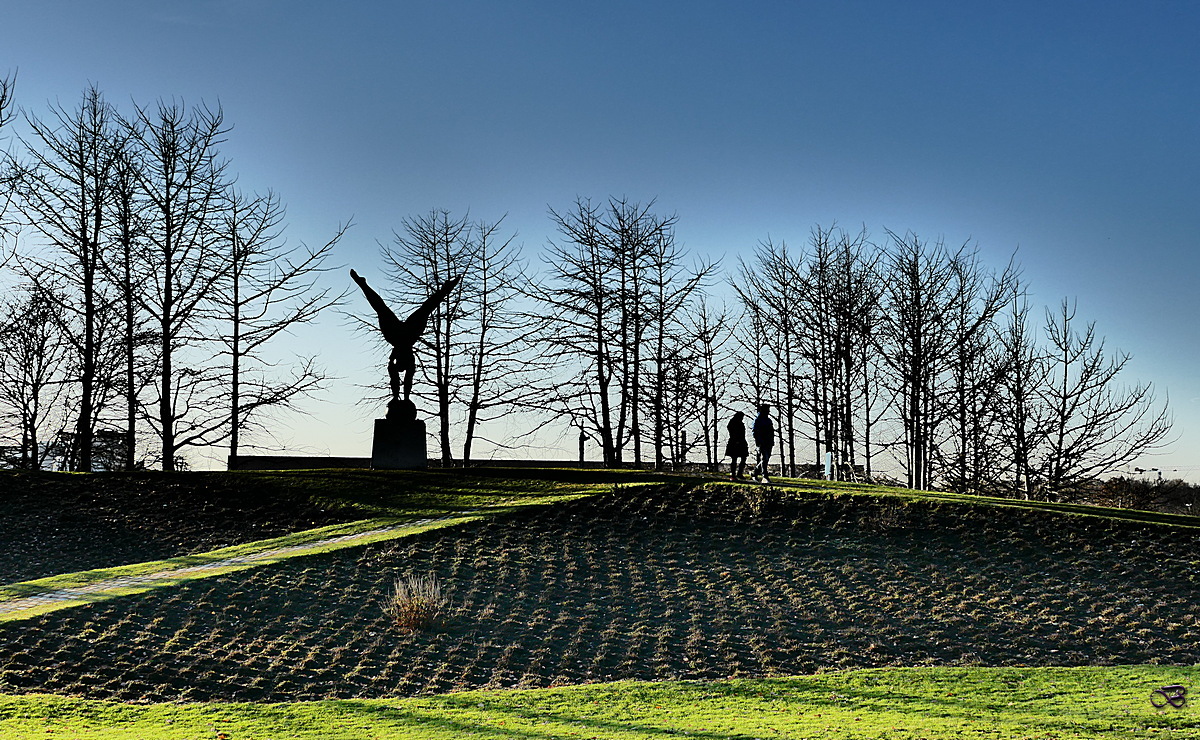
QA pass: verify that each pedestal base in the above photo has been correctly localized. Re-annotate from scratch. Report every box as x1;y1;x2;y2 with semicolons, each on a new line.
371;417;427;469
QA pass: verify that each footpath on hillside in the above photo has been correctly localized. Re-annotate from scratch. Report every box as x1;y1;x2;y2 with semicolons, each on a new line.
0;512;485;623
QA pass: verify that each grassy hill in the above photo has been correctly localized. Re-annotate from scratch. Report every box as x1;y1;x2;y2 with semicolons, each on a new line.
0;469;1198;737
0;467;632;584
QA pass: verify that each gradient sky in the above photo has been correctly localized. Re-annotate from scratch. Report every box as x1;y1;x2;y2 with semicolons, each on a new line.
3;0;1198;477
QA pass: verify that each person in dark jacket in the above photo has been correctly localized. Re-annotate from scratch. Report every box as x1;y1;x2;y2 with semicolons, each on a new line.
751;404;775;483
724;411;749;480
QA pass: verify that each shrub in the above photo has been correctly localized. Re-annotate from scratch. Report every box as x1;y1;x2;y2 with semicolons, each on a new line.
383;572;449;633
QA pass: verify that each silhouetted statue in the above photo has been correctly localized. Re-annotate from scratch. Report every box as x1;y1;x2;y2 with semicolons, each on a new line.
350;269;461;403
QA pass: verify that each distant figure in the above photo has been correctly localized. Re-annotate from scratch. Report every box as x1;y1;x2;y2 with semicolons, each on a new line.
724;411;749;480
350;269;461;403
751;404;775;483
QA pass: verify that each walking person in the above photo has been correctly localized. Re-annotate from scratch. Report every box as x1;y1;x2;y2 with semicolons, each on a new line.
724;411;749;480
751;404;775;483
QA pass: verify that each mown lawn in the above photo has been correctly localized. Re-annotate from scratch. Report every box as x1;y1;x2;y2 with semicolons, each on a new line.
1;666;1197;739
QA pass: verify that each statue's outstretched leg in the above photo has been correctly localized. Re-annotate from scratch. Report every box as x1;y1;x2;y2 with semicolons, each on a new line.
351;269;406;344
401;276;462;336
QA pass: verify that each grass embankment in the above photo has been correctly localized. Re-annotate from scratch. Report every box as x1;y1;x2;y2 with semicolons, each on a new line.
3;470;1200;737
4;479;1199;704
785;477;1200;531
0;465;672;585
2;666;1197;739
0;468;649;620
0;515;483;622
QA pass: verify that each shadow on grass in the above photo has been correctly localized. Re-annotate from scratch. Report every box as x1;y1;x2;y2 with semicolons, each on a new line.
271;466;690;495
331;696;754;740
242;468;688;520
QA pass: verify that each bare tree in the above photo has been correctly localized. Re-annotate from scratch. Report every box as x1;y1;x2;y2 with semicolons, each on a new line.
597;198;708;466
995;282;1051;496
731;226;887;482
539;198;619;465
876;233;1016;491
12;85;123;470
640;215;714;469
792;226;884;481
732;239;805;476
684;297;732;471
128;98;231;470
658;342;705;467
729;287;775;414
0;70;17;257
0;72;13;129
0;278;71;469
874;232;967;490
102;124;155;470
605;198;658;465
380;209;472;465
1035;299;1173;498
218;188;348;461
455;217;549;464
935;250;1016;492
539;197;705;468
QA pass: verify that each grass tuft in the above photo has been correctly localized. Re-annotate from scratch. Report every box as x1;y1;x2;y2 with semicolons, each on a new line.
384;572;449;633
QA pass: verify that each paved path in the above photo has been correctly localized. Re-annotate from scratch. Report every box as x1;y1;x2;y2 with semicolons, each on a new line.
0;513;473;621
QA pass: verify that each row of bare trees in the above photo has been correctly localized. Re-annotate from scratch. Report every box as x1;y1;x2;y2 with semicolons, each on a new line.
0;79;345;471
366;199;1169;500
370;198;722;470
537;197;717;467
369;198;728;470
729;225;1171;499
1;76;1170;495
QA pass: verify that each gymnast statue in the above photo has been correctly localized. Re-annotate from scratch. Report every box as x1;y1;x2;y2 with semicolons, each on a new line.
350;268;461;406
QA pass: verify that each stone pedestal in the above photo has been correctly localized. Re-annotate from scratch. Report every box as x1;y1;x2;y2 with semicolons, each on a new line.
371;417;427;469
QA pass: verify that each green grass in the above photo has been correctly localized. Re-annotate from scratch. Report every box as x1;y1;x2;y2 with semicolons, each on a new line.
0;491;586;603
0;470;613;622
1;666;1197;739
216;467;678;518
1;518;409;600
5;469;1200;736
0;514;492;623
738;477;1200;530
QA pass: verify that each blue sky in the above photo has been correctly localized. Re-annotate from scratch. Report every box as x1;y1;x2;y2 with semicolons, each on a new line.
3;0;1198;476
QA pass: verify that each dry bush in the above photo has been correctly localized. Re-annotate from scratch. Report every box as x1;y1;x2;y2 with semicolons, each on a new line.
383;572;449;633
